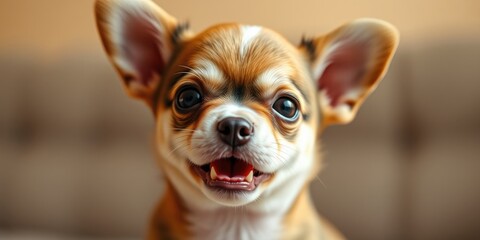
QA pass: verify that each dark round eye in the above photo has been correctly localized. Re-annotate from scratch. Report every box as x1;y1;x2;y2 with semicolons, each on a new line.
176;88;202;109
273;97;299;120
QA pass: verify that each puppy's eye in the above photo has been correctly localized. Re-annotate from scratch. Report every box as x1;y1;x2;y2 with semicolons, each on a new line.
273;97;299;120
176;88;202;109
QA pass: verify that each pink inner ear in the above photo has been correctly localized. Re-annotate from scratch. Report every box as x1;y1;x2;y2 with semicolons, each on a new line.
318;42;367;106
123;15;165;86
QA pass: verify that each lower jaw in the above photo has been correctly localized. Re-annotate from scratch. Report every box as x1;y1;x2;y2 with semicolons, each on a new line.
207;178;256;191
191;163;271;192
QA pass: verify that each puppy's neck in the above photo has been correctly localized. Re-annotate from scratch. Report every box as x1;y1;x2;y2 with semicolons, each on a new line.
187;206;283;240
150;182;323;240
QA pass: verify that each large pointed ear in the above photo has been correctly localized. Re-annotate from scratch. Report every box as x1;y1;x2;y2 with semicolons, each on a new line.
94;0;190;104
302;19;399;127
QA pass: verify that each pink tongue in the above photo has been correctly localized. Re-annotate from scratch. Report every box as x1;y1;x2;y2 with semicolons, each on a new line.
211;158;253;179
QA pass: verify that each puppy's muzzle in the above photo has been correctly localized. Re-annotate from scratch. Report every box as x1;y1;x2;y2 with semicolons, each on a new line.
217;117;254;147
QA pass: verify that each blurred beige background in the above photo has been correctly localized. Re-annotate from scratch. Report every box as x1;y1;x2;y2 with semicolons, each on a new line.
1;0;479;239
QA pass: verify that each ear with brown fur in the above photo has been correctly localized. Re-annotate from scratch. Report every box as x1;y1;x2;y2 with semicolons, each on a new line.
302;19;399;127
94;0;190;106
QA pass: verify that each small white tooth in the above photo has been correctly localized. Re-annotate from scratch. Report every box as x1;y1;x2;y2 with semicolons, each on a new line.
246;170;253;183
210;166;217;180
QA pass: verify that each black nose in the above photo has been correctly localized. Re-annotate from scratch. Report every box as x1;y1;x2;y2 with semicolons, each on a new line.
217;117;254;147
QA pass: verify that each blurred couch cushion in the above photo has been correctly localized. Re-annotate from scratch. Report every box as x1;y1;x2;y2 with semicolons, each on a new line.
11;52;155;142
0;54;35;141
0;137;162;238
409;133;480;240
0;51;161;238
312;131;404;240
406;38;480;136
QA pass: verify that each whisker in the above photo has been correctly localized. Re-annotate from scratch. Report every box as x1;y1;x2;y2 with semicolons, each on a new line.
314;175;328;189
171;128;199;133
178;65;204;81
166;143;189;158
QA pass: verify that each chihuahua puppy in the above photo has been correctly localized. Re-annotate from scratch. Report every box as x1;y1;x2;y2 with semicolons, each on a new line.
94;0;398;239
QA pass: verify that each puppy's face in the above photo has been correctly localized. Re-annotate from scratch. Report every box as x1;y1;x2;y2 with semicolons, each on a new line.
157;25;318;206
95;0;398;208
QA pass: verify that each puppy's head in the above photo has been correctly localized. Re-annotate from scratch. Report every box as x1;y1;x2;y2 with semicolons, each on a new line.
95;0;398;208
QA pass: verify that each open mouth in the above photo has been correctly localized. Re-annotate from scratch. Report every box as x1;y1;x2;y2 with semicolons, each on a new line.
192;157;271;191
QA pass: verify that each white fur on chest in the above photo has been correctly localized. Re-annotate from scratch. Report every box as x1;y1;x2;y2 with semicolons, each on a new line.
187;208;283;240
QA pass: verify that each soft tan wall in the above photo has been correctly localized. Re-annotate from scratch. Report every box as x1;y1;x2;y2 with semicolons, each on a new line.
0;0;479;57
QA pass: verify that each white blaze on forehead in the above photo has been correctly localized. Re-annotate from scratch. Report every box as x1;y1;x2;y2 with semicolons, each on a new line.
192;58;225;84
240;25;262;58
